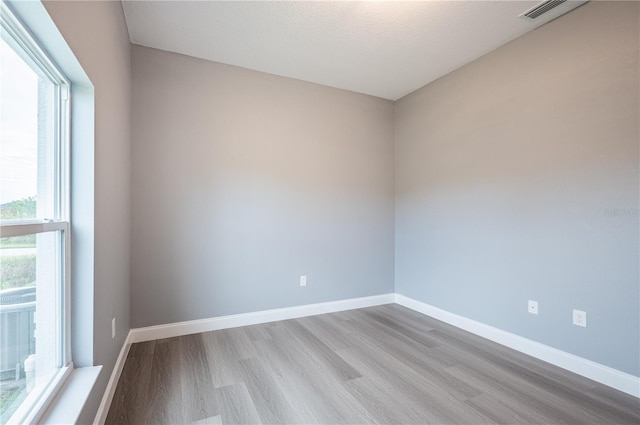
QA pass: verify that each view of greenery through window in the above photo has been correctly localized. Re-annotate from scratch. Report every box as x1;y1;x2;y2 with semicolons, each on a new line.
1;197;37;291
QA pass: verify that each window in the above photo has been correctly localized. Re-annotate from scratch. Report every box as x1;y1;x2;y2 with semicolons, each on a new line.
0;4;71;423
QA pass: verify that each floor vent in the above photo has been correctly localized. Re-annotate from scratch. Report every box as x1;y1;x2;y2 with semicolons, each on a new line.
520;0;567;19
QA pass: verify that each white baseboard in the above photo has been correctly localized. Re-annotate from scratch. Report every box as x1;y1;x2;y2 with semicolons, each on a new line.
129;293;396;343
395;294;640;398
96;291;638;423
93;331;132;425
94;293;393;423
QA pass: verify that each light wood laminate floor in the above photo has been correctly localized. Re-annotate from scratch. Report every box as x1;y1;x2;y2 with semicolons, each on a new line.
106;304;640;424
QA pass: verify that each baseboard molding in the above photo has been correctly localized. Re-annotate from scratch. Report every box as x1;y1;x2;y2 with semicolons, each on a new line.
95;291;638;423
395;294;640;398
93;331;132;425
129;293;396;343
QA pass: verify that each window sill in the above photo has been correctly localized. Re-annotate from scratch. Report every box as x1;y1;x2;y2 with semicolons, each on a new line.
40;365;102;425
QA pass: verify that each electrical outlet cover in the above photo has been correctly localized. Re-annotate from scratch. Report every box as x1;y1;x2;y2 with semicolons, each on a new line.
572;309;587;327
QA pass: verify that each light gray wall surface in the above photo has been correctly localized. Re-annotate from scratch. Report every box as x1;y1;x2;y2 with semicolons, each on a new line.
43;1;132;422
395;1;639;376
131;46;395;328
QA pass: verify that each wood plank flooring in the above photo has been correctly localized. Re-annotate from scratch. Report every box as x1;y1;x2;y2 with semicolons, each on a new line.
105;304;640;424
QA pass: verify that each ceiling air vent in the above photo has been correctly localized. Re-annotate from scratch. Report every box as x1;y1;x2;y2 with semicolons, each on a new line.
520;0;567;19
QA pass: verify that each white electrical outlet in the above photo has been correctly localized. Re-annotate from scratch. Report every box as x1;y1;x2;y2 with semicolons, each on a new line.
112;317;116;339
528;300;538;315
572;309;587;327
300;275;307;287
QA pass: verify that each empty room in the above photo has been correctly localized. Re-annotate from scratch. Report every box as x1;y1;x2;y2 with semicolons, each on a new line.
0;0;638;424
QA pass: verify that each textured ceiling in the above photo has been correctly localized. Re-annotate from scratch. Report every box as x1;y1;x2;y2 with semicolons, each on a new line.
122;1;586;100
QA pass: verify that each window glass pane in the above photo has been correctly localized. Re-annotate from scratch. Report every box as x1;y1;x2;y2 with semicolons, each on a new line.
0;231;62;422
0;37;56;221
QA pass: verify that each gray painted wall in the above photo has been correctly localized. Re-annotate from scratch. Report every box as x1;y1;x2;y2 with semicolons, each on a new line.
130;46;395;328
43;1;132;422
37;5;637;419
395;1;639;376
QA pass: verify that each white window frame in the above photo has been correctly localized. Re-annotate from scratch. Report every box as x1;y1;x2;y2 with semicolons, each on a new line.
0;3;72;424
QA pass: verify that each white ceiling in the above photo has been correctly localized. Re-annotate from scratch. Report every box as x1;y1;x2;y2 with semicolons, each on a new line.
122;1;586;100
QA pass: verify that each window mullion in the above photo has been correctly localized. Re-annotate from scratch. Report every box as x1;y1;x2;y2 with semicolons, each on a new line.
0;221;68;238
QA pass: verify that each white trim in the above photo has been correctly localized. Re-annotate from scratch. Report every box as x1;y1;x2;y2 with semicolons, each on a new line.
41;366;102;425
92;332;132;425
0;220;68;238
7;365;72;425
97;292;638;422
95;294;393;423
395;294;640;398
129;294;396;343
